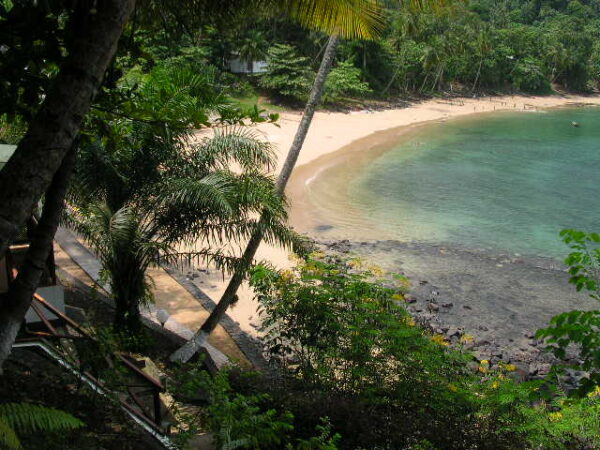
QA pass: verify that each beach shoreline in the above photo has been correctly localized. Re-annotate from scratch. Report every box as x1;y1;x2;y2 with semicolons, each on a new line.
187;93;600;336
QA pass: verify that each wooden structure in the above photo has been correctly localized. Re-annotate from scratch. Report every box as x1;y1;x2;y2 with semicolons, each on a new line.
1;144;172;442
13;275;171;435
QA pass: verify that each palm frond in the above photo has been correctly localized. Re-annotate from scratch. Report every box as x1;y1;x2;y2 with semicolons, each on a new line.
192;127;276;172
156;173;237;220
284;0;385;40
162;248;246;274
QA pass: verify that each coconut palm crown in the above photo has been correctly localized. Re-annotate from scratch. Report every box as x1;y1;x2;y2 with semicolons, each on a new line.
67;64;306;333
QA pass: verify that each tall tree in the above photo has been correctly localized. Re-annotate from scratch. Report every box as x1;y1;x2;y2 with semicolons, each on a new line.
171;0;462;363
0;0;381;369
170;35;341;363
0;0;135;258
0;0;134;372
0;146;76;371
172;18;382;360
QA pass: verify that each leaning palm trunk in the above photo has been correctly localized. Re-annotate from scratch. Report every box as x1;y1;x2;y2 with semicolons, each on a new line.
0;0;134;259
170;35;340;363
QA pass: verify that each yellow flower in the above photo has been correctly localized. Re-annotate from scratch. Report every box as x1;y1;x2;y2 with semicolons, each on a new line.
369;265;385;277
347;258;362;268
504;364;517;372
460;334;474;344
431;334;449;346
549;412;563;422
280;269;295;281
391;293;404;301
491;381;500;389
588;386;600;398
405;317;416;327
478;360;490;374
448;383;458;392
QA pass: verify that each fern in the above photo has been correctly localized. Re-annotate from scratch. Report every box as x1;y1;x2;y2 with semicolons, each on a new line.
0;403;84;449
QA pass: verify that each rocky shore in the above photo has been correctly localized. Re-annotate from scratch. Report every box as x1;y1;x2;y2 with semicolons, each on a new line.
322;239;593;385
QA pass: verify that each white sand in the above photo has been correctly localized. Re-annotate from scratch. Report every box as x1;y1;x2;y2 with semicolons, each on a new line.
190;94;600;334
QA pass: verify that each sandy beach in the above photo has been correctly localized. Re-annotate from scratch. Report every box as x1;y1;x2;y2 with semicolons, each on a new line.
186;94;600;334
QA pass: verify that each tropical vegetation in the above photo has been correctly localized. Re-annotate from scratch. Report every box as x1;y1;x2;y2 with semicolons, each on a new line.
170;255;598;449
1;0;600;448
0;402;83;450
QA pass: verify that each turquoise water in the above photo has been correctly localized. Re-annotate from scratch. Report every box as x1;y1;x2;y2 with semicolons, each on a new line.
316;107;600;259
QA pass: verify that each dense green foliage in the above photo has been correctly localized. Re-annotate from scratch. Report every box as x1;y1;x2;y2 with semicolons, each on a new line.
252;0;600;98
245;256;599;449
0;402;84;449
66;61;303;333
537;229;600;395
323;60;372;103
259;44;315;103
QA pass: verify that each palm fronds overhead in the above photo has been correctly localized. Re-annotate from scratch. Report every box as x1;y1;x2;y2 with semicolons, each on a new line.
284;0;384;40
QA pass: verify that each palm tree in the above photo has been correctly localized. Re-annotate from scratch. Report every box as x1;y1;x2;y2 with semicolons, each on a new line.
238;30;269;72
171;1;384;362
68;203;162;333
0;0;382;370
69;122;301;334
171;0;456;363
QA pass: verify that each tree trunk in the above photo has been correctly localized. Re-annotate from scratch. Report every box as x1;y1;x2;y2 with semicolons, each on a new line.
0;146;76;372
419;73;429;93
0;0;135;259
382;63;402;96
170;35;340;363
472;58;483;92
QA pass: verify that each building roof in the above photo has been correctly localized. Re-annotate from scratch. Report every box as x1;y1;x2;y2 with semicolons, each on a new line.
0;144;16;171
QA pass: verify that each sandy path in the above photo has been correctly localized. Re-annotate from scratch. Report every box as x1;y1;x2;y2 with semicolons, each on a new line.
185;94;600;335
54;243;249;364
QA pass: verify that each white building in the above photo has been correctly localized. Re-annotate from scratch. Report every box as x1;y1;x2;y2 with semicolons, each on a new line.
228;54;268;74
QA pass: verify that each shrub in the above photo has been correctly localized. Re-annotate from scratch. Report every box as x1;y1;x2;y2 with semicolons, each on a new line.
250;256;494;448
322;61;372;104
510;57;550;93
537;229;600;395
258;44;314;103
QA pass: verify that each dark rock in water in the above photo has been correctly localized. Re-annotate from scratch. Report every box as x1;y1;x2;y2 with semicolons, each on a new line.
404;294;417;303
442;302;453;308
463;305;472;310
327;239;352;253
427;302;439;312
419;280;428;285
529;363;552;377
315;224;334;232
447;327;461;337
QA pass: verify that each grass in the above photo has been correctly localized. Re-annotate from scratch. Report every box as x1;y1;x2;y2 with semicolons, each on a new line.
230;91;289;113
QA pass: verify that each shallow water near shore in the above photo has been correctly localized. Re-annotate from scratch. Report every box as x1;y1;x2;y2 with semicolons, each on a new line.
291;106;600;349
304;106;600;258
